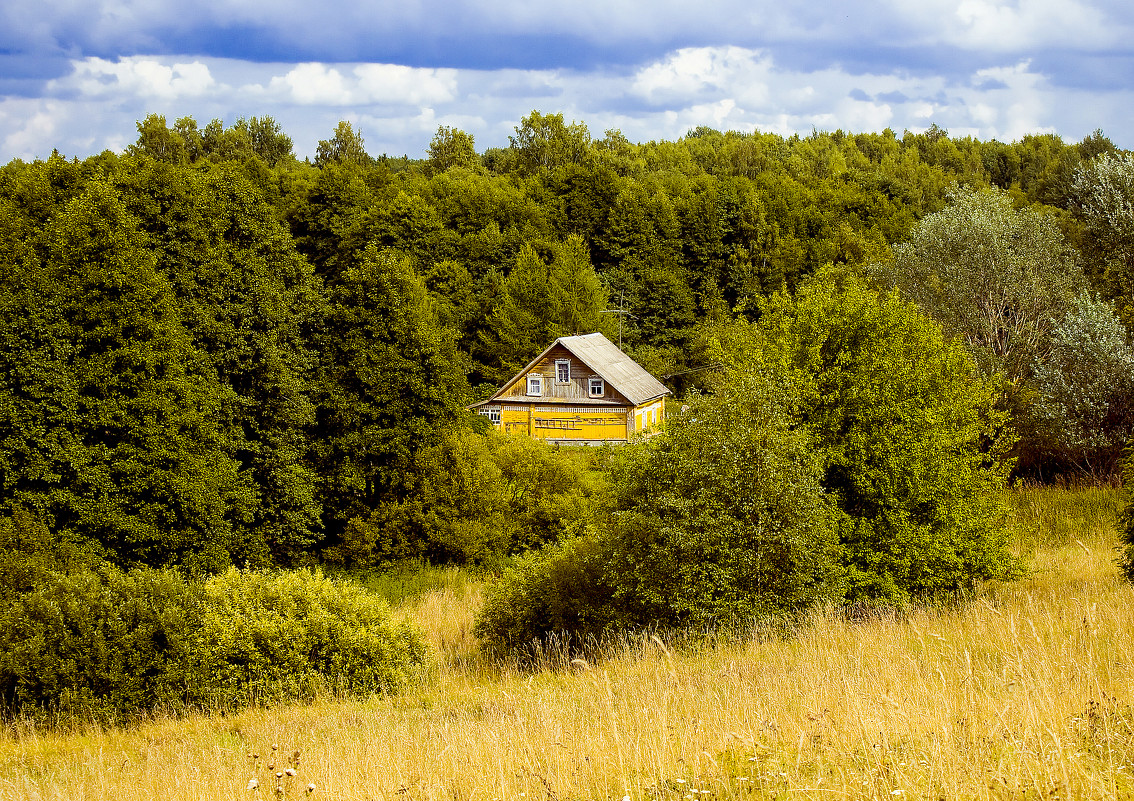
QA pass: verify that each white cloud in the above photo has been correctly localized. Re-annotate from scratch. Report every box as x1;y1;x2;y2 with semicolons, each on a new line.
353;65;458;105
632;47;772;106
268;63;352;105
48;57;216;99
4;45;1133;163
260;62;459;107
1;99;62;160
892;0;1122;51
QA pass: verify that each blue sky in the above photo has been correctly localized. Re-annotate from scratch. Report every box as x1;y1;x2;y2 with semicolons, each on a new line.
1;0;1132;161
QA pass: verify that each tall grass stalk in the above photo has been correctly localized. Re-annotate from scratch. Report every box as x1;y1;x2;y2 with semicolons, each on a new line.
2;486;1131;800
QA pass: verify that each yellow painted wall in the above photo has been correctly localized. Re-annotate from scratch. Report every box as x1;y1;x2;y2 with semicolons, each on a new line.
630;398;666;435
488;400;665;442
532;409;628;441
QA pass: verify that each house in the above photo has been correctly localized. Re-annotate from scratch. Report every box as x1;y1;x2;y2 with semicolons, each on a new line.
470;332;671;445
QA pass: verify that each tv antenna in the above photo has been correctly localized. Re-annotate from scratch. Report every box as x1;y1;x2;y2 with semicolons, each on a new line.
600;290;636;349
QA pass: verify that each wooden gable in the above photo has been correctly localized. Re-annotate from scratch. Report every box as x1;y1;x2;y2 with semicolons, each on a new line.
497;343;630;405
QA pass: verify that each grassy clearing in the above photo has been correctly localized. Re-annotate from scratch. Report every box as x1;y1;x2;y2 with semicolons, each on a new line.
2;486;1131;800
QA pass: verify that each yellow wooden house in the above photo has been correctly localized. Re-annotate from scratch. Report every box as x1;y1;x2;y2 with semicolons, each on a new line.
470;333;670;445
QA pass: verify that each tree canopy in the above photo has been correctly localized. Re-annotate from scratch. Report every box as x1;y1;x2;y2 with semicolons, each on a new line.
2;112;1130;576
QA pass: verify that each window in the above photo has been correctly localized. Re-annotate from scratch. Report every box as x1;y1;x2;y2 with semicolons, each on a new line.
527;374;542;396
588;377;604;396
479;407;501;425
555;359;571;383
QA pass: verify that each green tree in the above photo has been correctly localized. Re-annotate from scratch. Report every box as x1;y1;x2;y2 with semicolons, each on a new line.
603;370;843;626
475;369;842;649
312;247;469;542
746;272;1019;601
1073;152;1134;327
242;116;294;166
509;111;592;175
112;160;327;564
332;429;595;566
0;182;247;570
1032;294;1134;478
478;236;606;383
315;121;370;167
428;126;479;172
885;186;1082;387
128;114;188;164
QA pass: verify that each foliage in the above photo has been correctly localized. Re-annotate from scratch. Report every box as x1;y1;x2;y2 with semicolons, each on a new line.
312;247;470;539
0;180;247;571
114;159;326;565
1073;151;1134;327
475;368;844;650
0;563;427;724
601;370;844;624
885;186;1083;387
315;121;371;167
1033;294;1134;478
2;114;1129;579
429;125;480;173
474;534;620;654
481;272;1023;649
746;272;1021;601
329;429;597;567
478;235;608;382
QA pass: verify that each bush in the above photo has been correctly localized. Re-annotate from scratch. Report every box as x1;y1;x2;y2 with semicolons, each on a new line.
750;271;1021;601
194;568;427;705
0;564;427;725
475;370;844;652
1119;445;1134;582
475;535;621;654
329;429;597;567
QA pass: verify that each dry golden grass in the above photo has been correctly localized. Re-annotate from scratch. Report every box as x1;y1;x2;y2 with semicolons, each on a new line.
2;487;1132;801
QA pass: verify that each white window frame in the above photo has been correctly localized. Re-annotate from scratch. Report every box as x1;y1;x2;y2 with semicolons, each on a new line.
555;359;571;383
479;407;502;425
527;374;543;396
588;377;605;396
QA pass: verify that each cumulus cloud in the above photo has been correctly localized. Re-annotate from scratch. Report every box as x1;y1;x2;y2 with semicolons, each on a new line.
268;63;352;105
2;3;1133;164
632;47;772;107
48;57;216;99
261;62;459;106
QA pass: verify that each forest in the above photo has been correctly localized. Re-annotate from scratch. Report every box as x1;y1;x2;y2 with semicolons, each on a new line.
3;110;1134;721
3;112;1132;569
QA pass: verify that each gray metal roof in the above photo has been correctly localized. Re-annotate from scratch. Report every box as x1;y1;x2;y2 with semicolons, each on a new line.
473;332;672;409
553;333;671;406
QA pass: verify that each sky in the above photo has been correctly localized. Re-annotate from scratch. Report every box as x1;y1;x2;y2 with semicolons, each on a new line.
1;0;1132;162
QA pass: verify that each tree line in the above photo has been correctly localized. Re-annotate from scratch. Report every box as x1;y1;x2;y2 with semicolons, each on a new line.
1;111;1133;577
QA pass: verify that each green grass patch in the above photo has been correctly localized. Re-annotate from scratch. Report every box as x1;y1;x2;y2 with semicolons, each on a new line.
1007;483;1125;552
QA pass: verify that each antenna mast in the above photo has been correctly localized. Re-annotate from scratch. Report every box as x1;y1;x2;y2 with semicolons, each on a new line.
599;290;635;349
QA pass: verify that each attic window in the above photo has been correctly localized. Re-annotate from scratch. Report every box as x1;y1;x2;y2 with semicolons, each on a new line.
527;375;543;396
588;377;604;396
555;359;571;383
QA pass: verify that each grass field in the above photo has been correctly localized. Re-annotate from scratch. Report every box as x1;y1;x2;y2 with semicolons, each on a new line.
1;486;1131;800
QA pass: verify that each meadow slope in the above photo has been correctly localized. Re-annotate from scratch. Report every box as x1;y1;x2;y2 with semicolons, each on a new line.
1;486;1130;801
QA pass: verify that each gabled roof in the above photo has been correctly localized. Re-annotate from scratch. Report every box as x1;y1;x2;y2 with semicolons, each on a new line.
483;332;671;407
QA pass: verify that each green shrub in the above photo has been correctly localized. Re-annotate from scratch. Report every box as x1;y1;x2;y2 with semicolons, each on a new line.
330;429;598;567
746;271;1022;601
475;371;844;652
0;564;427;725
0;565;203;723
194;568;427;706
1119;445;1134;582
475;534;621;653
